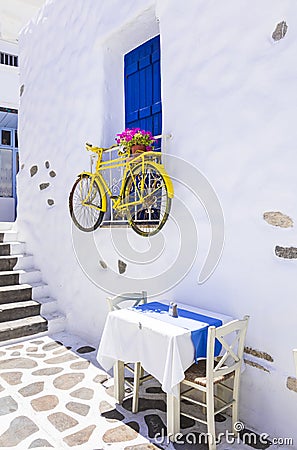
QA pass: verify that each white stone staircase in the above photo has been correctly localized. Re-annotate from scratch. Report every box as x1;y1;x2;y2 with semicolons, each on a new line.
0;223;65;343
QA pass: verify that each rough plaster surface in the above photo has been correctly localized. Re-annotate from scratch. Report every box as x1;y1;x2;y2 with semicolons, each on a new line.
17;0;297;442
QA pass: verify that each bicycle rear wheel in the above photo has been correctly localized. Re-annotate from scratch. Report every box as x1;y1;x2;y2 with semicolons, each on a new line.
69;174;104;232
123;162;171;237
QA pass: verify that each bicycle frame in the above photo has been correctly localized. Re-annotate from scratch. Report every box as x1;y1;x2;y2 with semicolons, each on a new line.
79;147;174;213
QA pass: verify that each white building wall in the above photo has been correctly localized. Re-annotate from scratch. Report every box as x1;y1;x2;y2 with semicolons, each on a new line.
17;0;297;442
0;39;19;108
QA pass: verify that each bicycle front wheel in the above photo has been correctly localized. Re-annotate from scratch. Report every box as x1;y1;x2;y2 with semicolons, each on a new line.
123;162;171;237
69;175;104;232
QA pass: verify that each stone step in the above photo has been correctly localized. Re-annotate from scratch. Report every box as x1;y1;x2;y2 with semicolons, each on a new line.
0;242;26;256
0;282;49;304
0;269;42;287
0;231;18;243
0;254;34;271
0;300;41;323
0;315;48;342
0;284;32;304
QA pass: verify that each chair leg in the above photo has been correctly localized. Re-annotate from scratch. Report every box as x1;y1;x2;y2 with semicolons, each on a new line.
232;370;240;434
139;366;145;385
132;362;142;413
167;385;180;442
114;360;125;404
206;385;216;450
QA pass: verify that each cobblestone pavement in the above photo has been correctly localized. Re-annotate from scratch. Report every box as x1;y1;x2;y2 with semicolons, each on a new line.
0;332;282;449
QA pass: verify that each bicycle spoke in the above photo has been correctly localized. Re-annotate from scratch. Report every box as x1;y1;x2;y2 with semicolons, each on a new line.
69;175;104;232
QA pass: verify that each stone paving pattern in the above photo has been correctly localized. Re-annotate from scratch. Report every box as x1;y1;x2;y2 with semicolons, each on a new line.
0;332;281;449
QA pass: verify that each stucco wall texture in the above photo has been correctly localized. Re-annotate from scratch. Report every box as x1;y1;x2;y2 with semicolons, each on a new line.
17;0;297;441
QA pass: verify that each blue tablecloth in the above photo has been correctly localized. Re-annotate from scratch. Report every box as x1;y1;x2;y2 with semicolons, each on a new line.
133;301;222;362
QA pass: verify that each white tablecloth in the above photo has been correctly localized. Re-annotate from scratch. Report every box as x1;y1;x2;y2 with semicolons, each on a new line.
97;302;233;396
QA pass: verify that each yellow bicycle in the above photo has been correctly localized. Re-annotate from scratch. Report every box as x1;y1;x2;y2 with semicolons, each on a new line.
69;142;174;236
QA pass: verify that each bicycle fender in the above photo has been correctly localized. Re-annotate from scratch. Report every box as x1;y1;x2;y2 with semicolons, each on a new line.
142;161;174;199
78;172;107;212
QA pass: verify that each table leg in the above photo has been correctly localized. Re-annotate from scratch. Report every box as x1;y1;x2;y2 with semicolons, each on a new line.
167;384;180;441
114;360;125;404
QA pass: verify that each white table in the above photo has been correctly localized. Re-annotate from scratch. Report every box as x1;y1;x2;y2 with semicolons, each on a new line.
97;302;233;437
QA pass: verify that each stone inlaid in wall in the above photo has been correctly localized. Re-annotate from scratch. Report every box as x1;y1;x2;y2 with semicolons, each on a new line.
244;347;274;362
70;360;90;370
145;386;163;394
99;260;108;269
47;199;55;206
0;357;37;370
102;424;138;443
48;412;78;432
70;387;94;400
11;351;20;356
66;401;90;417
0;351;5;357
0;416;39;447
118;260;127;274
44;354;78;364
29;353;47;358
31;395;59;411
122;397;166;412
100;401;125;422
32;367;63;376
49;170;56;178
275;246;297;259
126;422;140;433
19;382;44;397
0;371;23;385
20;84;25;96
0;396;18;415
239;428;271;449
42;341;62;351
6;344;23;350
52;346;71;355
29;438;53;448
263;211;293;228
244;358;270;373
27;346;38;353
39;183;50;191
287;376;297;393
30;166;38;177
272;21;288;41
144;414;166;439
63;425;96;447
76;346;95;354
93;373;109;384
53;373;84;390
45;161;50;169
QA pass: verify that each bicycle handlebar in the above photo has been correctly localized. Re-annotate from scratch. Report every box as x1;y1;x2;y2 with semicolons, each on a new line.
85;142;119;153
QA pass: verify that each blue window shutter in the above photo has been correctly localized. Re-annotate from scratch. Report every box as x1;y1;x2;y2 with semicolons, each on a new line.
124;35;162;150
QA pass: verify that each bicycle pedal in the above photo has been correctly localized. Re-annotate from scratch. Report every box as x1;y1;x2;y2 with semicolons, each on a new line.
110;196;118;199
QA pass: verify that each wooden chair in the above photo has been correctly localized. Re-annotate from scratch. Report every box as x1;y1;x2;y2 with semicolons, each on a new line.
106;291;152;412
180;315;249;450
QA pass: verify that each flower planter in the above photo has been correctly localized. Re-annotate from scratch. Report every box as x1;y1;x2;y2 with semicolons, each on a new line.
131;144;147;154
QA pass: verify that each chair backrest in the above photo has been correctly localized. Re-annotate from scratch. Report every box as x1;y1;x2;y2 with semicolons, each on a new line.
107;291;148;312
206;315;249;381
